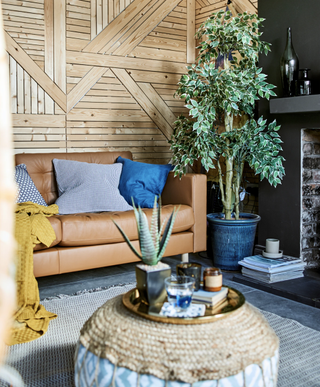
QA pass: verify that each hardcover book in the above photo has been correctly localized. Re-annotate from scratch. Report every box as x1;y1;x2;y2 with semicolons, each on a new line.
192;286;228;305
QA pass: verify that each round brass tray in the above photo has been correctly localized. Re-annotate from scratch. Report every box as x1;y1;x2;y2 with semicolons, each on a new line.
122;286;245;325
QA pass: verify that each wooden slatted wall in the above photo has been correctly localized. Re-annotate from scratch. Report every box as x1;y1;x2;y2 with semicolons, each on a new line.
3;0;257;162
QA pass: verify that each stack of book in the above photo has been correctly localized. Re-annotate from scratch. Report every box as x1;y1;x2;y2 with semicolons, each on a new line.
238;255;305;283
192;286;228;307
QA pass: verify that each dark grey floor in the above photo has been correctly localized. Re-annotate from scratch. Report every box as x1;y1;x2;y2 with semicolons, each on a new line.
37;252;320;332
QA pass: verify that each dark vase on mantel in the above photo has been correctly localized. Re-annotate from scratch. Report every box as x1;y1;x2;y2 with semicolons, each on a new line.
280;27;299;97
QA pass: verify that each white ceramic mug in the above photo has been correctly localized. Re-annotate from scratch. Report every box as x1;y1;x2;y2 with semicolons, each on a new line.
266;238;280;254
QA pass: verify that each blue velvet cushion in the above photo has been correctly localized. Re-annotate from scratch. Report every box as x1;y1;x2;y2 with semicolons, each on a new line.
15;164;48;206
53;159;133;215
116;156;172;208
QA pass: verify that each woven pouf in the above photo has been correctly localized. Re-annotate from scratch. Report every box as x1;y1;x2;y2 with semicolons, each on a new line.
74;294;279;387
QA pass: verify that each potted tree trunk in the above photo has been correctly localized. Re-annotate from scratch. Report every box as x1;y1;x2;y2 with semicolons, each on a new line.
113;198;179;305
169;10;285;270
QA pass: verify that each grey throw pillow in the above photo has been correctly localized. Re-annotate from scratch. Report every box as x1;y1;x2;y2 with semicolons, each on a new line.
53;159;133;215
15;164;48;206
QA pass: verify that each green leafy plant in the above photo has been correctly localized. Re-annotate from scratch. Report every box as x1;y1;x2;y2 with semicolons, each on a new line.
113;197;179;266
169;10;285;220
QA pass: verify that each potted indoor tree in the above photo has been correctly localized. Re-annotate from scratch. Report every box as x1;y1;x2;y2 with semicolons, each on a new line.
169;10;285;270
113;198;179;305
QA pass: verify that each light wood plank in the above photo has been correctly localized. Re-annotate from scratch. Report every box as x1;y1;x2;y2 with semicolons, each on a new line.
3;1;44;10
66;139;167;147
130;46;186;62
9;55;17;114
187;0;195;63
102;0;108;28
17;63;24;114
67;30;91;40
14;134;66;141
83;0;154;53
24;72;31;114
14;141;67;148
67;24;90;34
67;17;90;27
4;20;44;31
129;69;181;84
37;85;44;114
44;0;54;114
91;0;97;38
67;4;91;15
31;78;37;113
67;133;165;140
5;32;66;111
67;120;157;128
112;68;173;139
54;0;66;93
12;114;66;127
75;102;139;109
67;66;108;112
150;30;186;41
158;20;187;30
108;0;114;23
67;51;188;74
138;82;177;127
67;108;151;121
163;15;187;25
14;127;66;134
114;0;182;56
139;36;186;52
233;0;257;13
67;38;90;51
67;127;159;134
66;0;90;8
97;0;103;34
153;26;186;37
1;4;44;16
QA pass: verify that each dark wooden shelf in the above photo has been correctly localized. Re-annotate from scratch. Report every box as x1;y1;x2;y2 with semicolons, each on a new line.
269;94;320;114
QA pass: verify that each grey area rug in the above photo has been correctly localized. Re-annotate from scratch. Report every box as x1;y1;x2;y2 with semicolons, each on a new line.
1;283;320;387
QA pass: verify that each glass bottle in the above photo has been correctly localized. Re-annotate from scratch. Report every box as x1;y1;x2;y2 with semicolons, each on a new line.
280;27;299;97
297;68;312;95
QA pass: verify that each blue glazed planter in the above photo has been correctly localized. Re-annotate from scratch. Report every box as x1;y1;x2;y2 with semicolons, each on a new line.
207;213;261;270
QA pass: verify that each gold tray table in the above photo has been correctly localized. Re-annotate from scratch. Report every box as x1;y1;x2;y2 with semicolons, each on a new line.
122;286;245;324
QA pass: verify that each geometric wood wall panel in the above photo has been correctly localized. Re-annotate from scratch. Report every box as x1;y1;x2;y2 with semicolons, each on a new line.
5;0;257;162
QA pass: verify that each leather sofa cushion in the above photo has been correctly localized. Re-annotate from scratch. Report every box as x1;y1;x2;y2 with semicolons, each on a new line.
56;205;194;247
33;217;62;251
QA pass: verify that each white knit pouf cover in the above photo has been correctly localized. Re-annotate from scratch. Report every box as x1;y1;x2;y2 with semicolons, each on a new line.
75;295;279;387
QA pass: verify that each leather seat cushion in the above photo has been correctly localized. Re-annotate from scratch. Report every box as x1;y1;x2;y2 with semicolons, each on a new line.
33;217;62;251
56;205;194;247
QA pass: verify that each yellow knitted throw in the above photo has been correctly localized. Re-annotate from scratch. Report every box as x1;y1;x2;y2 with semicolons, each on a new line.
8;202;59;345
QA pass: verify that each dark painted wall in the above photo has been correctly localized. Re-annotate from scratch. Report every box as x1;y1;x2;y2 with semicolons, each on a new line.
258;0;320;256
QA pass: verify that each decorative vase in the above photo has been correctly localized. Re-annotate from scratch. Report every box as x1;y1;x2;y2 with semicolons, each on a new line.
207;213;261;271
135;262;171;306
280;27;299;97
296;68;312;96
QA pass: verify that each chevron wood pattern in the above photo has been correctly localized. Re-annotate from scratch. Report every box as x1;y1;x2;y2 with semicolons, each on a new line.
4;0;257;160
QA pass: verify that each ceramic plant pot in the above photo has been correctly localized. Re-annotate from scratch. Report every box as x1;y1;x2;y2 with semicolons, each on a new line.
207;213;261;271
135;262;171;306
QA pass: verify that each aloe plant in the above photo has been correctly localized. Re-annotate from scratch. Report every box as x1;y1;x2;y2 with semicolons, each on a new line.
113;197;179;266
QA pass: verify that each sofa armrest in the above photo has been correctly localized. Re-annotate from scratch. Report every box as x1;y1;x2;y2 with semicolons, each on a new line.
162;172;207;253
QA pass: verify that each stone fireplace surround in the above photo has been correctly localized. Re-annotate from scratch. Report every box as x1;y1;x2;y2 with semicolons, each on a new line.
301;129;320;268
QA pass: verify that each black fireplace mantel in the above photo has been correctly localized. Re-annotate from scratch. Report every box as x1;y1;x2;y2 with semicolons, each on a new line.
270;94;320;114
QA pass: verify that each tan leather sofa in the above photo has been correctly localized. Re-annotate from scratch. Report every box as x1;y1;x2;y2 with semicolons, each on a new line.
15;151;207;277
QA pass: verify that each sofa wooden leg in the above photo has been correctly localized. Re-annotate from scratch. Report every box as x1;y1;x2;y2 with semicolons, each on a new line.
181;253;189;262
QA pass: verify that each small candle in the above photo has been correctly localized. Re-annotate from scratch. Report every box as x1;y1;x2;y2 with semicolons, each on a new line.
266;238;280;254
204;267;222;292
